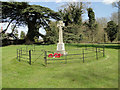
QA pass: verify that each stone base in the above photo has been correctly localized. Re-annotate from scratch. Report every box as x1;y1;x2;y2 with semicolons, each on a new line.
56;50;67;55
57;43;65;51
56;43;67;55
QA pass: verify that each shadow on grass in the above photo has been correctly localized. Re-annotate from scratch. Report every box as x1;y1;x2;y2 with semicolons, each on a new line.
66;43;120;49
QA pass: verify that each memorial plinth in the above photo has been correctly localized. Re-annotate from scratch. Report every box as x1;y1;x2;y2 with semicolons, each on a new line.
56;21;66;55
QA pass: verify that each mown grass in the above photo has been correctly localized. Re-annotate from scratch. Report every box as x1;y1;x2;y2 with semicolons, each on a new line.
2;43;119;88
0;47;2;90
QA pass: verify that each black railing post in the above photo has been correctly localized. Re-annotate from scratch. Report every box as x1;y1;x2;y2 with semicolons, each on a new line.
65;54;67;64
34;45;35;51
96;47;98;60
92;44;94;51
26;46;28;55
17;49;18;61
103;45;105;57
83;49;84;63
44;51;47;66
29;50;31;65
19;49;20;62
85;45;87;50
21;48;22;56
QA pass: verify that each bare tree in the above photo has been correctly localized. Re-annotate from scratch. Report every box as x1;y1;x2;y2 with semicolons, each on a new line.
110;12;118;24
96;17;108;28
112;2;120;9
112;1;120;42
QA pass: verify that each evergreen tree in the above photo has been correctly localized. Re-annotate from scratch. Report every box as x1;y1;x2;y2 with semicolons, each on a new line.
22;5;60;43
2;2;60;44
59;2;89;43
2;2;28;34
63;24;83;43
86;8;98;42
104;21;118;42
44;21;59;44
59;2;86;26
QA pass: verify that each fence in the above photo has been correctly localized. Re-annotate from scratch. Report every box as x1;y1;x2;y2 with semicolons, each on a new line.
44;46;105;66
17;45;105;65
17;48;32;65
17;45;44;65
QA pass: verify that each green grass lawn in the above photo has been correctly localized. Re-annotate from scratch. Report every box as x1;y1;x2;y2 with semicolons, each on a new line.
2;44;119;88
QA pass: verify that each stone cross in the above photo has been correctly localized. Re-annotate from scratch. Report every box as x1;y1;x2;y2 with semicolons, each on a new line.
56;21;66;55
57;21;65;44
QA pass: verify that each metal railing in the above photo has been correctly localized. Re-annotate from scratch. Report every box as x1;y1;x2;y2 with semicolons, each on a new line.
44;46;105;66
17;45;105;65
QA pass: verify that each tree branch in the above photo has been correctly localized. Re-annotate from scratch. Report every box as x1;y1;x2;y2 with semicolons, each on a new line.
1;19;14;34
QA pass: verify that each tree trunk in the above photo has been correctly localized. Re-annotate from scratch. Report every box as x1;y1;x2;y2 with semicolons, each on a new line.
25;21;36;44
25;21;46;44
104;33;106;43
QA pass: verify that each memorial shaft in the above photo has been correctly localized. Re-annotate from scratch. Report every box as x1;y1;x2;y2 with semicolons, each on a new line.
56;21;66;55
59;26;63;44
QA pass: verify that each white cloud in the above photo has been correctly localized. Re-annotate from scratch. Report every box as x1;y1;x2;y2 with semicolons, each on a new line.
102;0;119;4
55;0;62;3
